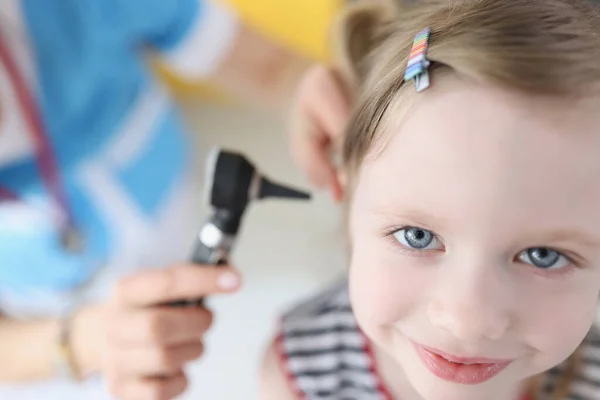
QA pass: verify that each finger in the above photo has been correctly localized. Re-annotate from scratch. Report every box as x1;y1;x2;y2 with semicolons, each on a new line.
113;341;204;377
115;265;242;307
110;371;188;400
110;307;213;346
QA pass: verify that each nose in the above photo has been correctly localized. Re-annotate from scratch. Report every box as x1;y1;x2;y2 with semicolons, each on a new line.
426;261;512;342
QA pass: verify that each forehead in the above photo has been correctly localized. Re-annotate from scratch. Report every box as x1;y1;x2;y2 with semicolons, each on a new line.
355;83;600;233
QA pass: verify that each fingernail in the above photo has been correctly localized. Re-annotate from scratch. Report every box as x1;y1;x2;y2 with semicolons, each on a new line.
217;272;240;290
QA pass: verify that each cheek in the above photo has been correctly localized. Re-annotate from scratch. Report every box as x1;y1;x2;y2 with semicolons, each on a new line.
521;277;600;369
349;235;428;333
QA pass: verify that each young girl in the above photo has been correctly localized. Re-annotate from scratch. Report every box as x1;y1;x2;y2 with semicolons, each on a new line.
264;0;600;399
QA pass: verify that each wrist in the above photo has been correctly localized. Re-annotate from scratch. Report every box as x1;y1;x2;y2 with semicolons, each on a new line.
69;304;106;378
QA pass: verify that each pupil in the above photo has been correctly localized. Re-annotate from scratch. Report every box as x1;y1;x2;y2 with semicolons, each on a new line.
414;230;425;240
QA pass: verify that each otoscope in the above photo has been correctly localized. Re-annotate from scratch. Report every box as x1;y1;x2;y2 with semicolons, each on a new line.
171;148;312;307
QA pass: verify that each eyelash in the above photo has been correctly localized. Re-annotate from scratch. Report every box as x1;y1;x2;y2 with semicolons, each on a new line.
520;249;581;278
383;226;582;273
383;225;445;257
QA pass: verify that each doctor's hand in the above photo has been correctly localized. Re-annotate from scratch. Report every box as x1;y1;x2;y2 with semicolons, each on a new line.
73;264;242;400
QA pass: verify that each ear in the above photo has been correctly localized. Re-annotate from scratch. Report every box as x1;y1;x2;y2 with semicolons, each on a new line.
337;167;348;190
332;0;399;91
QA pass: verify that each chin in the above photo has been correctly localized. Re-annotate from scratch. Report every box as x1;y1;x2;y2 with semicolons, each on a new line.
405;370;506;400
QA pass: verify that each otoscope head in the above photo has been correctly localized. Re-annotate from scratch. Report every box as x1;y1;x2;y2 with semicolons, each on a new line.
204;148;312;213
206;149;256;211
258;177;311;201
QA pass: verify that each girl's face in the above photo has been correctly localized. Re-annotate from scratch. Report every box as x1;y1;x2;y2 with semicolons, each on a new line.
348;80;600;400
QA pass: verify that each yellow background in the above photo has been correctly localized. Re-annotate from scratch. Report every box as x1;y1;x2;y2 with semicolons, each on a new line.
153;0;341;100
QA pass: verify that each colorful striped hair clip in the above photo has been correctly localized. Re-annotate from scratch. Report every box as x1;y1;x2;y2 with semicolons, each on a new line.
404;27;431;92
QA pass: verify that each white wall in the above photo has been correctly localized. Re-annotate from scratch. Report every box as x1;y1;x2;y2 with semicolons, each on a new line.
177;99;348;400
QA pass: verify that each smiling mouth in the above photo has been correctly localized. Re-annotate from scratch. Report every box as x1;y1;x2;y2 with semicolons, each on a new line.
411;342;514;385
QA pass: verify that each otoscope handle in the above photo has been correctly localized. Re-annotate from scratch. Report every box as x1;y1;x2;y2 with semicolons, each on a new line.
170;220;235;307
190;237;229;266
170;246;227;307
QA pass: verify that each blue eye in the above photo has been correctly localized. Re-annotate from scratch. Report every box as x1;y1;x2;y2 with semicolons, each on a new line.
393;227;443;250
518;248;569;269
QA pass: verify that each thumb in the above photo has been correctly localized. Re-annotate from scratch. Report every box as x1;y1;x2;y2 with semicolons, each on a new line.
115;265;242;307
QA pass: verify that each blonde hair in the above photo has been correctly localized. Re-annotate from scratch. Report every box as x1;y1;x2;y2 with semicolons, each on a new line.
332;0;600;397
335;0;600;175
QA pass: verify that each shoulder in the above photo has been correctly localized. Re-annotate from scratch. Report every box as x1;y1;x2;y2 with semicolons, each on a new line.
259;280;353;400
260;279;383;399
259;338;303;400
259;340;298;400
279;279;361;359
281;279;352;323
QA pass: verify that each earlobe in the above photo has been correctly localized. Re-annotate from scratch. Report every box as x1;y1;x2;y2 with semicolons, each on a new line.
338;168;348;189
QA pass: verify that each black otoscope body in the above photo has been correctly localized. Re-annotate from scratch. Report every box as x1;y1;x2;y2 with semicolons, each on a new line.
171;149;311;306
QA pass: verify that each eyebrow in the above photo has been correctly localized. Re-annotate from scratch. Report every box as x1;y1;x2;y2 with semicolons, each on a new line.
533;229;600;249
371;205;449;231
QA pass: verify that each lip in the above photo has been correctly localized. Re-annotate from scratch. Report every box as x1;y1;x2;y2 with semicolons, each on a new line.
411;342;513;385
